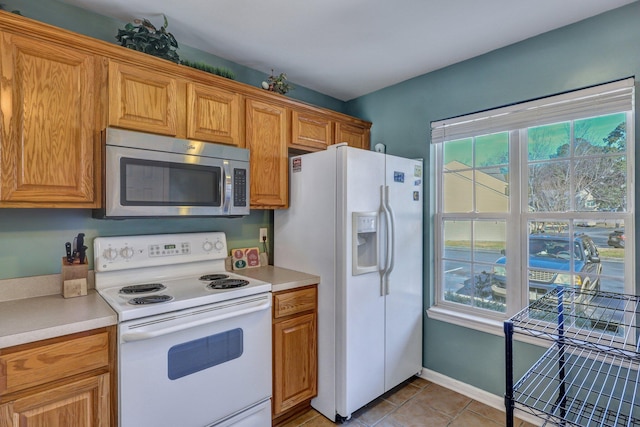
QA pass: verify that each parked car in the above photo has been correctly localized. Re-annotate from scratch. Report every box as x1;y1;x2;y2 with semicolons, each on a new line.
491;233;602;302
607;229;625;248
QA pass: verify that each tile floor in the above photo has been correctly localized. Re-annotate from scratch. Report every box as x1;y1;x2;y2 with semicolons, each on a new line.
281;377;539;427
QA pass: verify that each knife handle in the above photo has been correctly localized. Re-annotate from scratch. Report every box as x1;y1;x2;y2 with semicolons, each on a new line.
65;242;73;264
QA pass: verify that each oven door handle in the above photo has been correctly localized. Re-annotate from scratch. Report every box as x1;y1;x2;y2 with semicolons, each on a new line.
120;295;270;342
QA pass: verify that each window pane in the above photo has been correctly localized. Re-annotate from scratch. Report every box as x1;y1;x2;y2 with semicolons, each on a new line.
474;220;506;261
444;138;472;170
475;166;509;213
443;171;472;213
526;223;609;302
528;161;570;212
574;113;626;156
476;133;509;167
443;220;471;261
443;260;471;302
598;219;625;294
574;155;627;212
528;122;570;161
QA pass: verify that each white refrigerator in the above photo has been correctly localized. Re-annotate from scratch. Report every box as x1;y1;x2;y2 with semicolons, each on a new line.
274;144;423;421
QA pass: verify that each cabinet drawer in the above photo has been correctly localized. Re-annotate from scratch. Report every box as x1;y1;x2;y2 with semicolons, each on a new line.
273;286;317;319
0;332;109;396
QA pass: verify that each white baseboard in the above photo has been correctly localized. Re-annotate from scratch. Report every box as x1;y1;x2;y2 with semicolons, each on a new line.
418;367;541;426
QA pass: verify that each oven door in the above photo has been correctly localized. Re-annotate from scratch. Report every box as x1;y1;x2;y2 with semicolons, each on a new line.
118;293;271;427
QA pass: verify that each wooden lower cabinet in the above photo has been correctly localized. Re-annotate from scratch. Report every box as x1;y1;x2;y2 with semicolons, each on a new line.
0;374;110;427
272;285;318;425
0;327;115;427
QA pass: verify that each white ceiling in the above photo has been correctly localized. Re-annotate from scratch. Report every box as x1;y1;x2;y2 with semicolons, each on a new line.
61;0;637;101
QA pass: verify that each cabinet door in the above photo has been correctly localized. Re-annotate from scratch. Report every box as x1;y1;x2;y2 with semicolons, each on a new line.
108;60;178;136
187;83;241;146
0;33;97;206
245;99;288;208
0;374;110;427
335;121;370;150
273;312;317;415
290;109;332;151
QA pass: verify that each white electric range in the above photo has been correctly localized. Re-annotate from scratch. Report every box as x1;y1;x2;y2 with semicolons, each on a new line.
94;231;272;427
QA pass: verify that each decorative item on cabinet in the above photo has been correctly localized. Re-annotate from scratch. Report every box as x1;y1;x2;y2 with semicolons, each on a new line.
0;5;21;14
180;59;235;80
115;14;180;63
261;69;293;95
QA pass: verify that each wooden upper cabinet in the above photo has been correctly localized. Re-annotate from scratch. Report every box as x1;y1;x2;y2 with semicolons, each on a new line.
187;83;242;146
290;108;333;151
0;32;98;207
108;60;179;136
245;99;288;209
335;121;371;150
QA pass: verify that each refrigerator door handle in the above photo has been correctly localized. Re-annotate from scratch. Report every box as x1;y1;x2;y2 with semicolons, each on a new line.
383;185;396;295
380;185;394;295
379;186;389;296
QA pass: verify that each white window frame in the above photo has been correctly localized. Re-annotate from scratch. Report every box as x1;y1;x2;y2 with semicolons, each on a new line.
427;79;635;335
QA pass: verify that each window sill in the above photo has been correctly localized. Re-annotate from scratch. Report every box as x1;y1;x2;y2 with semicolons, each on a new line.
426;305;550;347
426;306;504;336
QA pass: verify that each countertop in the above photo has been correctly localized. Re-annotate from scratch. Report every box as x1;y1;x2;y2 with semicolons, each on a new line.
0;290;117;349
235;265;320;293
0;265;317;350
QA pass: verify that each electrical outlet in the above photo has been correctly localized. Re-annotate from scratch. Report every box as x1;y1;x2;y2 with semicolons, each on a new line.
259;228;268;242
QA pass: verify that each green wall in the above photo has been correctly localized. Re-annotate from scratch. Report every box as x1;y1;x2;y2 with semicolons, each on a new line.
347;2;640;396
0;0;345;280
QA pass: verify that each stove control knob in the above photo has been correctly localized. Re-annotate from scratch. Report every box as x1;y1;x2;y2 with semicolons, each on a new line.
120;246;135;259
202;241;214;252
214;240;224;251
103;248;118;261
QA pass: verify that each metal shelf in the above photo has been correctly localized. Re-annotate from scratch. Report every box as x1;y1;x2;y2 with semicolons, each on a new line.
505;288;640;427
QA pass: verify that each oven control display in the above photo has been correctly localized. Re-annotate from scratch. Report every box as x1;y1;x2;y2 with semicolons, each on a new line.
149;242;191;257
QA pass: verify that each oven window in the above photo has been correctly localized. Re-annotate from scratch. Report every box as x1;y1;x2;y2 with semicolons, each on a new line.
121;158;221;206
167;328;243;380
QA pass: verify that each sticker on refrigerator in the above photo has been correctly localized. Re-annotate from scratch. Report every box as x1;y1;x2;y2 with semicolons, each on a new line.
414;165;422;178
292;158;302;173
393;171;405;183
413;191;420;201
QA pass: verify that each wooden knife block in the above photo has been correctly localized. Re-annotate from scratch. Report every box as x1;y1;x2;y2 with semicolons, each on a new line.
61;257;88;298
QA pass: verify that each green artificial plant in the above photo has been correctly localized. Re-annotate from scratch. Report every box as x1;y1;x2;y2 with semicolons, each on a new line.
116;15;179;63
180;59;236;80
261;70;293;95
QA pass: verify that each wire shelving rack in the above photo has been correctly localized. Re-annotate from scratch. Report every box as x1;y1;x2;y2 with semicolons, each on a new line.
504;287;640;427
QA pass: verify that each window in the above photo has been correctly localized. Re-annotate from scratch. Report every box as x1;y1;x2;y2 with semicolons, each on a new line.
430;79;635;325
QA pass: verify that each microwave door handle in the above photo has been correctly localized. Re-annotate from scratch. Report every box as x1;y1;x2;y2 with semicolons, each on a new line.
222;161;232;214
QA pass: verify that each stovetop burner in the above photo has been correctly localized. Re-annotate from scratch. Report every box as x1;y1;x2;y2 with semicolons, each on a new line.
207;279;250;290
120;283;166;294
128;295;174;305
199;274;229;281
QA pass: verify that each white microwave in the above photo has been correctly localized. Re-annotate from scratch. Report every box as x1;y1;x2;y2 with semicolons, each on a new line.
95;128;250;218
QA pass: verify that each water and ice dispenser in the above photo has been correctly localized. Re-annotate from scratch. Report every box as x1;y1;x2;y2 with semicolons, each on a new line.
352;212;378;275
